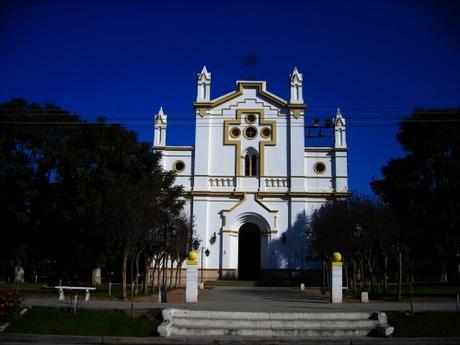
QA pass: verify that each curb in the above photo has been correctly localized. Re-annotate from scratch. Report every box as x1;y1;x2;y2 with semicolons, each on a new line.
0;309;28;334
1;334;460;345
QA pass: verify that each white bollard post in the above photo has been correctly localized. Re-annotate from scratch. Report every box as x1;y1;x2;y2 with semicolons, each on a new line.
331;252;343;304
73;294;78;314
59;288;65;301
300;283;305;291
85;289;90;301
186;251;198;303
361;292;369;303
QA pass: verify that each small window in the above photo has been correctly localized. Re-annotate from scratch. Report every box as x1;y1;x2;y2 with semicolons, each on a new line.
246;114;256;124
173;160;185;173
244;154;258;176
244;126;257;139
230;127;241;138
261;127;271;138
313;162;326;174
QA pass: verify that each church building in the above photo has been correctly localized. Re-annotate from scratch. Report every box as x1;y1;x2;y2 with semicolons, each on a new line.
153;67;348;282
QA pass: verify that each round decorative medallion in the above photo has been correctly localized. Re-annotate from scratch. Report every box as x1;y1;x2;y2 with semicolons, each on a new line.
313;162;326;174
244;126;258;139
245;113;256;124
230;127;241;138
261;127;271;138
173;160;185;173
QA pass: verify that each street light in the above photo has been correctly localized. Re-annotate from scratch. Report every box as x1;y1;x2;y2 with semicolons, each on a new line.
201;247;210;287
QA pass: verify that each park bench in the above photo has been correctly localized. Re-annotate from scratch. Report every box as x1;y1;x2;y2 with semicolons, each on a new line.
55;286;96;314
55;285;96;301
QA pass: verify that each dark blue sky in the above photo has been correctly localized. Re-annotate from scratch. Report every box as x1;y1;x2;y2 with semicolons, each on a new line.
1;0;459;194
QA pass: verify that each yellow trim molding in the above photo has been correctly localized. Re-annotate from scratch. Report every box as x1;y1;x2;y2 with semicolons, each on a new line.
221;193;247;213
254;194;278;213
223;109;277;176
193;81;307;118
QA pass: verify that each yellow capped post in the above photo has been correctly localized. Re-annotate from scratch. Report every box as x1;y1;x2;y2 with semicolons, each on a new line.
332;251;342;266
187;250;198;265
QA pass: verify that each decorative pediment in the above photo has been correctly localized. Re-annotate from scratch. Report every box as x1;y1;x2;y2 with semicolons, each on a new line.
193;81;306;117
221;193;279;234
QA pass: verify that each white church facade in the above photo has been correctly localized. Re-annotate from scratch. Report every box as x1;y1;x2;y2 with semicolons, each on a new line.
154;67;348;282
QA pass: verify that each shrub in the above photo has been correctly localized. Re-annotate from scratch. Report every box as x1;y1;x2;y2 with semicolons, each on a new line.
0;288;23;323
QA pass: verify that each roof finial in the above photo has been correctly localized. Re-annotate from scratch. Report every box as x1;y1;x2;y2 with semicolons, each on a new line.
198;65;211;80
336;107;342;117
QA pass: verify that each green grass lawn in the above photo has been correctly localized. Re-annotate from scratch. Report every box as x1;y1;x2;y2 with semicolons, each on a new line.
0;282;152;300
388;311;460;337
5;307;162;337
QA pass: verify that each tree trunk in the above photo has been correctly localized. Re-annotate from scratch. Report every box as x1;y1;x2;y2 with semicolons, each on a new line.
158;255;165;291
134;251;141;295
409;262;414;314
367;254;374;295
352;259;356;295
383;253;388;296
169;258;174;288
151;259;158;294
144;257;152;294
174;260;180;288
122;247;129;300
178;261;183;287
359;259;365;292
398;247;403;301
321;259;326;290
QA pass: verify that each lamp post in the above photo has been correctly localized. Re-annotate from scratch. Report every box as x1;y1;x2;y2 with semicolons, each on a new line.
201;247;210;286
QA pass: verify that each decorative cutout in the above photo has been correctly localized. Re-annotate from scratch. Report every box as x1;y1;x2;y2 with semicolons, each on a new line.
173;160;185;173
246;113;256;124
230;127;241;138
244;126;257;139
261;127;271;139
313;162;326;174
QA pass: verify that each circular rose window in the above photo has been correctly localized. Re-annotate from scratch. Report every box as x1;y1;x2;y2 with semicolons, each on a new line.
244;126;257;139
246;114;256;124
261;127;271;138
313;162;326;174
230;127;241;138
173;160;185;173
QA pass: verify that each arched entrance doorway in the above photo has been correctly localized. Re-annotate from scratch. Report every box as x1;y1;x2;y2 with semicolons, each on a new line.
238;223;261;280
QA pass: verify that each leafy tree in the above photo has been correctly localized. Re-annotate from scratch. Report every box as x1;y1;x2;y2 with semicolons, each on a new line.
372;108;460;284
103;152;184;299
0;99;187;289
308;194;395;295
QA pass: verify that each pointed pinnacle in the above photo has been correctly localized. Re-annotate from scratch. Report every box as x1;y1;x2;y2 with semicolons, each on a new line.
158;106;164;116
336;107;342;117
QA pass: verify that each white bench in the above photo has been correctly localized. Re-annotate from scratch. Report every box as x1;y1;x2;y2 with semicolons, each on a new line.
55;286;96;301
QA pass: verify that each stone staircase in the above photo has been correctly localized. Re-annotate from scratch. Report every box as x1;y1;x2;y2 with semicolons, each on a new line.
158;308;394;338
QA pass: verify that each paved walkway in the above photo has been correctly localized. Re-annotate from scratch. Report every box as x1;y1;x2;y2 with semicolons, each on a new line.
24;286;459;312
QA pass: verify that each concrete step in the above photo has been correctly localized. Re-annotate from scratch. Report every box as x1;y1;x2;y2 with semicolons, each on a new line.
170;326;372;337
167;309;373;320
158;308;394;338
172;317;378;329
